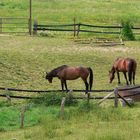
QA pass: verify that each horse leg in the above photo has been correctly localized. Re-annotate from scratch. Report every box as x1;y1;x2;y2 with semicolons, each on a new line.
61;80;64;91
133;71;135;85
117;72;121;84
128;71;132;85
84;81;89;94
123;72;129;85
64;80;68;91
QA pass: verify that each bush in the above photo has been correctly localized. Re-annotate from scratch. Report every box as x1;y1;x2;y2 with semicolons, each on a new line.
121;20;135;40
32;92;78;106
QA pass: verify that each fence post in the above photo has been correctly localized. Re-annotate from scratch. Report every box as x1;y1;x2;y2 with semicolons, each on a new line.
0;18;2;33
60;97;66;119
6;94;11;103
73;17;76;37
28;18;32;35
20;106;27;128
33;20;38;35
114;87;118;107
77;23;81;36
119;24;124;45
5;88;11;103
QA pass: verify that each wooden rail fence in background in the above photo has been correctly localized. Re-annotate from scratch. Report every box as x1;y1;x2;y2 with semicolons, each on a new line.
1;17;140;36
0;17;30;34
33;21;140;37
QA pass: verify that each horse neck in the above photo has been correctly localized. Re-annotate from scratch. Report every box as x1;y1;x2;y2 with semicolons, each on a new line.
49;70;57;77
111;66;116;75
50;65;67;77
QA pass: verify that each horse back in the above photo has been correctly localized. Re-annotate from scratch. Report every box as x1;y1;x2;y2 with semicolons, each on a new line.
114;58;126;71
114;57;136;72
57;66;89;80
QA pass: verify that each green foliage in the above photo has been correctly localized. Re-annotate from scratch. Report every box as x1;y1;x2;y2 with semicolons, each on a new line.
54;101;135;122
0;101;140;139
0;101;11;107
121;20;135;40
32;92;78;106
94;106;133;121
0;102;41;130
78;100;94;113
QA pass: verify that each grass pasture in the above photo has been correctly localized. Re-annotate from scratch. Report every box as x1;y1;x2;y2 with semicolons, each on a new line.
0;36;140;140
1;0;140;24
1;36;140;90
1;0;140;139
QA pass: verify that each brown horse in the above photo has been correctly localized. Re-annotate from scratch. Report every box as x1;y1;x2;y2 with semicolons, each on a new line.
109;57;137;85
45;65;93;93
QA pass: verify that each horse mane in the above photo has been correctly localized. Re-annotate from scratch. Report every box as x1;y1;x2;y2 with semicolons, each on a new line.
49;65;68;77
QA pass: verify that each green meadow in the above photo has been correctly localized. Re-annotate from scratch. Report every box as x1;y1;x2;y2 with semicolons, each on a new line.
1;0;140;24
1;0;140;140
1;35;140;140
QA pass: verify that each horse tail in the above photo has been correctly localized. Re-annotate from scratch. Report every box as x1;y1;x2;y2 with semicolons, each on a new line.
130;60;137;85
133;61;137;85
128;60;134;84
87;67;93;90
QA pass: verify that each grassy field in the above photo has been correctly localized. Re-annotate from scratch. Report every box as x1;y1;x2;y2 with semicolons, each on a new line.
1;0;140;24
1;0;140;139
0;36;140;139
1;36;140;90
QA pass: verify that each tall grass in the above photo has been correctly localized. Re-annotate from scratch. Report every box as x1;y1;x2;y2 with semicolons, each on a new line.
0;102;41;131
1;100;140;140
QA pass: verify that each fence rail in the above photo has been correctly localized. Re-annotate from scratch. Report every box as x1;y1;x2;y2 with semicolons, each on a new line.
0;86;140;98
1;86;140;93
33;22;140;36
0;17;30;34
1;86;138;128
1;86;140;108
1;17;140;36
0;87;113;93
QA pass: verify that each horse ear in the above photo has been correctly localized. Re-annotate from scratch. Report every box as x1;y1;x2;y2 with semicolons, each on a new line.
46;72;48;75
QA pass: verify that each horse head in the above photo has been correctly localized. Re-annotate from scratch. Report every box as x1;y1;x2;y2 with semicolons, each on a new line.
45;72;53;83
109;70;115;83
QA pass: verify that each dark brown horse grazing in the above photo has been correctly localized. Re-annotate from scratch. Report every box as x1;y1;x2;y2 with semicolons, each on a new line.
109;57;137;85
45;65;93;93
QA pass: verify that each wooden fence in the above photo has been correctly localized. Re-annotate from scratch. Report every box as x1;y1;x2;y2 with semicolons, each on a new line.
1;17;140;36
33;21;140;37
1;86;140;107
0;17;30;34
1;86;140;127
